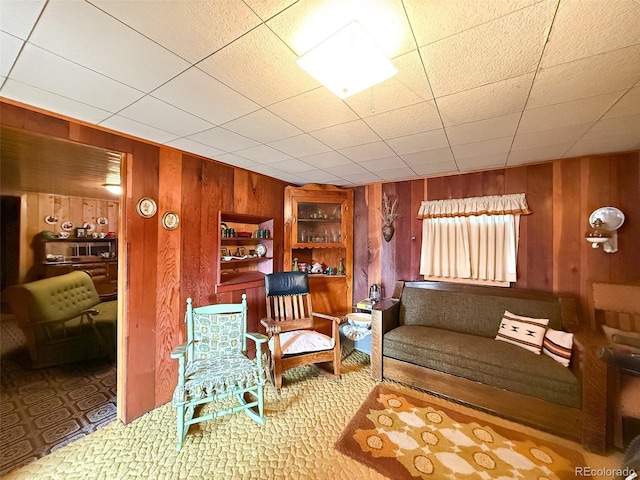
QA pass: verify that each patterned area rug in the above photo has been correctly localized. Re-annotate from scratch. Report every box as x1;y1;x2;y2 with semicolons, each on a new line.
335;384;585;480
0;315;117;476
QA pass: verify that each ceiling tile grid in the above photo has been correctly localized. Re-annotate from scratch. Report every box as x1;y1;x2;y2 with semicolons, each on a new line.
1;0;638;189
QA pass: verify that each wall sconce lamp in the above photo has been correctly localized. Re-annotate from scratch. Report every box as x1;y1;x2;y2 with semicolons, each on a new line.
585;207;625;253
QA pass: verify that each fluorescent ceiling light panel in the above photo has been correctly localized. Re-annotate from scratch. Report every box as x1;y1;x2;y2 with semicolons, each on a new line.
297;21;398;99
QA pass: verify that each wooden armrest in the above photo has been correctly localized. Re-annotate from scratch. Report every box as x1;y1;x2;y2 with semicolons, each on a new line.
311;312;344;323
171;344;187;359
261;317;311;334
246;332;268;344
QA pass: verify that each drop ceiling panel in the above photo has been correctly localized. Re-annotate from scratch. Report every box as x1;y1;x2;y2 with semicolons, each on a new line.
215;153;259;169
164;138;225;159
100;115;178;145
186;127;258;152
585;114;640;139
339;141;396;162
437;74;534;126
446;114;520;147
309;120;380;150
401;147;455;167
518;92;625;134
8;44;143;113
298;151;352;168
365;101;442;139
0;32;23;78
233;144;293;164
421;1;555;98
0;79;113;124
198;24;316;106
243;0;298;21
0;0;46;39
357;156;408;172
223;109;302;143
566;133;640;158
375;166;416;180
404;0;539;47
267;134;330;157
508;144;574;165
268;158;316;173
296;169;342;183
411;160;458;177
269;88;359;132
528;45;640;108
457;152;508;172
603;87;640;119
29;0;189;92
386;129;450;155
451;136;513;161
512;123;593;151
90;0;262;64
152;67;260;126
339;171;382;184
118;96;214;137
541;0;640;68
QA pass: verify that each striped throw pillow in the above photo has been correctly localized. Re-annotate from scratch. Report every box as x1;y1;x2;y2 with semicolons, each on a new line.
495;310;549;354
542;328;573;367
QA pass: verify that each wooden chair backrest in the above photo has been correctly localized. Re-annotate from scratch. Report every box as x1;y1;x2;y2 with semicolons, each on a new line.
590;282;640;332
266;293;314;328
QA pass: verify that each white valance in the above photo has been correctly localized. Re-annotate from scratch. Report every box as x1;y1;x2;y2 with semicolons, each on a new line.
418;193;531;219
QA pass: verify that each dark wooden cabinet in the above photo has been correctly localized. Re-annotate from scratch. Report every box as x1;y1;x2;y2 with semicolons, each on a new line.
284;184;353;316
35;235;118;296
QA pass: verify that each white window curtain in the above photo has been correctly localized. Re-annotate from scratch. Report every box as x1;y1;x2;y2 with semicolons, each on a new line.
418;194;530;284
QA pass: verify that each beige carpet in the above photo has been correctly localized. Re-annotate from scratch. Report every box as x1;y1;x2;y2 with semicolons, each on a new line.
1;351;622;480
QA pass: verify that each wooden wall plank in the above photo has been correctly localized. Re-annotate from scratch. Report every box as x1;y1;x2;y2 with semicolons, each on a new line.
525;163;554;291
155;149;182;404
409;179;424;282
367;184;383;295
123;140;159;421
552;158;582;299
482;169;505;195
353;186;369;302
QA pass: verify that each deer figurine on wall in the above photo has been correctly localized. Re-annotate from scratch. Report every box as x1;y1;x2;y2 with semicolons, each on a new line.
380;192;400;242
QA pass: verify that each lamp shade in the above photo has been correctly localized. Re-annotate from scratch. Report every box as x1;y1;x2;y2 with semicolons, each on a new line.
297;21;398;99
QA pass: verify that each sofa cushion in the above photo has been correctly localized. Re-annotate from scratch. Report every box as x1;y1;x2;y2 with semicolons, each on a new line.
495;310;548;354
383;325;581;408
542;328;574;367
399;286;564;338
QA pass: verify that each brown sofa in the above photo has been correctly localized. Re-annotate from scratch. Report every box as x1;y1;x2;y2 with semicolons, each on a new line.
6;271;117;368
371;281;608;452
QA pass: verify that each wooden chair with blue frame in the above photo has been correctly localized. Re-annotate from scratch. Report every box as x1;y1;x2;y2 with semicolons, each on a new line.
261;271;343;392
170;294;268;451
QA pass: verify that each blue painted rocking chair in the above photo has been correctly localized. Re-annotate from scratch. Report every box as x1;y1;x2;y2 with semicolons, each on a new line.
171;294;267;451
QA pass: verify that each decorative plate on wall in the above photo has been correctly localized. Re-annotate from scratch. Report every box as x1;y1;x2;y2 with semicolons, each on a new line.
83;222;96;232
136;197;157;218
44;215;59;225
61;221;74;231
161;211;179;230
256;243;267;258
97;216;108;226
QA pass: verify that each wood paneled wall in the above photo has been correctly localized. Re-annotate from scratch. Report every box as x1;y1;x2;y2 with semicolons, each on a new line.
354;152;640;323
1;101;287;423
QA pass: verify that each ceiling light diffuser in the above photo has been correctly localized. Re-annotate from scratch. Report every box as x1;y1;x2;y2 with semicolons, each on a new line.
296;21;398;99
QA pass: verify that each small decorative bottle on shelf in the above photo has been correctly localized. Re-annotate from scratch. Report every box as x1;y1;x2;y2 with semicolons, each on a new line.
292;257;298;272
337;258;345;275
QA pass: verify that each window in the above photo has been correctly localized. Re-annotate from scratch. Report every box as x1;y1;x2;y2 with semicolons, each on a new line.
418;194;530;286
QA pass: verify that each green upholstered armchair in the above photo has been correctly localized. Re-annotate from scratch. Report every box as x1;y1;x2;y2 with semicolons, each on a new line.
171;294;267;451
5;271;117;368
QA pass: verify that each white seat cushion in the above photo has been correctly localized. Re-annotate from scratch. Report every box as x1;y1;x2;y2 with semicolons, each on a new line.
268;330;334;356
